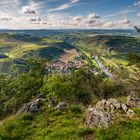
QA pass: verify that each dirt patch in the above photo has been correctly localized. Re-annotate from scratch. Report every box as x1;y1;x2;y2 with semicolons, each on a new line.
59;49;79;63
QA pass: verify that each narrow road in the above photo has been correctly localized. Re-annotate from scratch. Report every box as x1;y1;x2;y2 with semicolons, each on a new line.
80;49;112;78
94;56;113;78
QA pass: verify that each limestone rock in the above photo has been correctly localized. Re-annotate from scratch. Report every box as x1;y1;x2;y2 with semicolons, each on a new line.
86;107;113;128
127;109;135;118
17;98;44;114
121;104;128;113
127;96;140;108
96;98;128;115
56;102;67;111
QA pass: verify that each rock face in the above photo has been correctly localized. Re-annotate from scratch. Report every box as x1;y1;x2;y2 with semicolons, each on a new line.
86;107;113;128
96;98;129;115
86;98;136;128
127;96;140;108
17;98;44;114
56;102;67;111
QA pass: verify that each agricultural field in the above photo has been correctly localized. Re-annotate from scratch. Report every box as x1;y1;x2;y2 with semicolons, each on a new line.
0;33;76;73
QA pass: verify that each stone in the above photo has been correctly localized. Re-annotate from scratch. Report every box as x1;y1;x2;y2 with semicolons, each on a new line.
121;104;128;113
86;107;113;128
96;99;106;110
95;98;130;116
127;109;135;117
127;96;140;108
56;102;67;111
110;104;116;114
17;98;44;114
48;98;56;108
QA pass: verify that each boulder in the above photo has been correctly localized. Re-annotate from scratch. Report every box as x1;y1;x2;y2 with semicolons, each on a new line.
127;96;140;108
56;102;67;111
96;98;128;115
86;107;113;128
86;98;136;128
17;98;44;114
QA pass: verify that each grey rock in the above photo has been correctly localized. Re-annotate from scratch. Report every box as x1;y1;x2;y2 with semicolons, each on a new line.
48;98;56;108
127;96;140;108
96;98;128;115
86;107;113;128
121;104;128;113
17;98;44;114
56;102;67;110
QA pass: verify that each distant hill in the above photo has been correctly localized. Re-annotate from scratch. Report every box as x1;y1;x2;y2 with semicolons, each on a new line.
0;33;75;73
0;29;138;37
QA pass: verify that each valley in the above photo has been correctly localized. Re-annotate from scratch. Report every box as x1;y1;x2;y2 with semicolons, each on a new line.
0;29;140;140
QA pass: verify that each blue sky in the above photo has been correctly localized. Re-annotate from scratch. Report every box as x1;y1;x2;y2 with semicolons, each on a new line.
0;0;139;29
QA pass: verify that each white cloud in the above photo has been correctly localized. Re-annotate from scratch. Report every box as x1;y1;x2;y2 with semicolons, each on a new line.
20;6;36;14
103;19;132;28
0;0;19;6
19;0;48;14
0;0;134;29
137;13;140;16
0;18;12;21
48;0;80;12
29;17;41;22
134;1;140;7
88;13;100;19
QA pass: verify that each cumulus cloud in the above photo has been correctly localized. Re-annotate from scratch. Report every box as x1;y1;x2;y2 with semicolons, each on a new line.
20;6;36;14
48;0;80;12
103;19;132;28
88;13;100;19
29;17;41;22
72;16;83;21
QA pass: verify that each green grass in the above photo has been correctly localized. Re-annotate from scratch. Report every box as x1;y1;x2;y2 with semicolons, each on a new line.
0;113;33;140
82;50;98;67
7;44;48;59
0;106;140;140
96;119;140;140
111;53;129;66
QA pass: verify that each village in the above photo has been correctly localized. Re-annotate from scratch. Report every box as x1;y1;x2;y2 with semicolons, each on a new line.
46;59;84;74
46;49;100;75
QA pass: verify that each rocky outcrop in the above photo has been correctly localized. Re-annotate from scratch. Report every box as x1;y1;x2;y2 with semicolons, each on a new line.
127;96;140;108
86;107;113;128
96;98;129;116
17;98;44;114
86;98;136;128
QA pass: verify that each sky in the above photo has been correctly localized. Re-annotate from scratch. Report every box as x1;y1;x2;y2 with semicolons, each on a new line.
0;0;140;29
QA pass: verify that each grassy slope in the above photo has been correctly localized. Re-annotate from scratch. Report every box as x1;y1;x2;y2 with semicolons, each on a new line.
0;106;140;140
